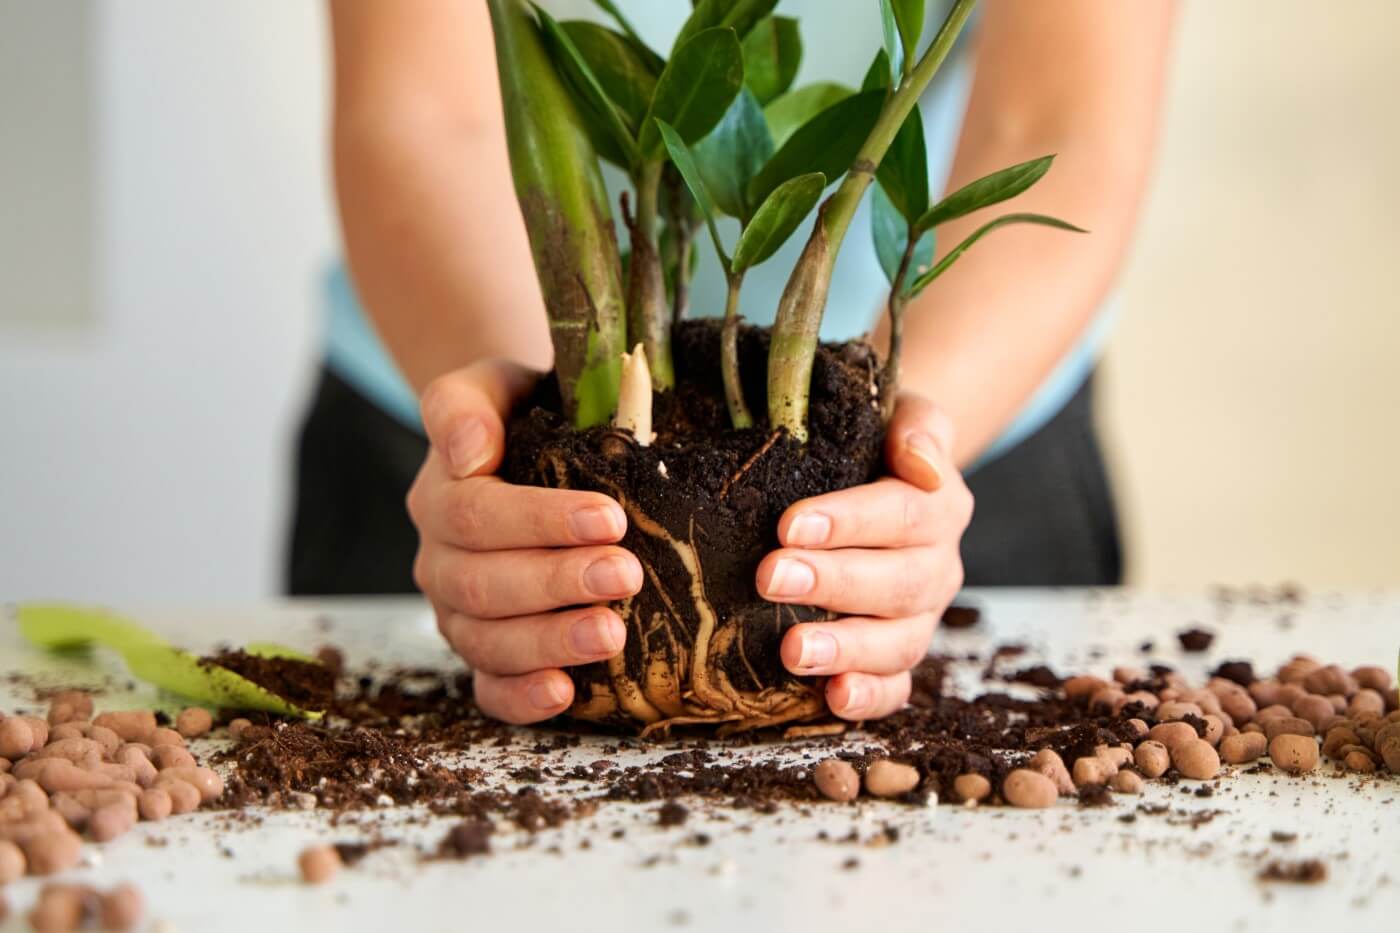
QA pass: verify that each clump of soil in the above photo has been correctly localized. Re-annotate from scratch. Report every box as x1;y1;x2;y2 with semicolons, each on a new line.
940;605;982;629
502;320;885;733
204;650;336;711
1258;858;1328;884
1176;628;1215;652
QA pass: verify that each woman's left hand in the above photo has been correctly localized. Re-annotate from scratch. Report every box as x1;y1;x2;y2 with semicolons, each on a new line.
757;394;973;721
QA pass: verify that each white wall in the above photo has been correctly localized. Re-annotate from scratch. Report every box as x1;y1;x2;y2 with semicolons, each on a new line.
0;2;333;603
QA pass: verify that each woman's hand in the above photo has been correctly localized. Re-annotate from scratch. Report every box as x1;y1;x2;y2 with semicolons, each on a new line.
407;360;642;724
762;395;973;721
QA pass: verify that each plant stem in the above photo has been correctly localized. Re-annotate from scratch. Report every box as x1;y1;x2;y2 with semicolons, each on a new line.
722;273;754;429
766;0;977;439
880;233;918;422
671;226;693;325
487;0;625;428
625;160;676;390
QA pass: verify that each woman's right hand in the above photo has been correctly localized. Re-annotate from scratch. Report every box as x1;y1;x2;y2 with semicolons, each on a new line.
407;361;642;724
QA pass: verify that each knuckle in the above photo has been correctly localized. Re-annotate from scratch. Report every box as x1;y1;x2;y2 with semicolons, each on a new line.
455;566;491;617
889;555;927;615
450;490;488;547
412;550;430;594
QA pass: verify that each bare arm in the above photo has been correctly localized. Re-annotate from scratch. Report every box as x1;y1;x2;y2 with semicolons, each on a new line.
329;0;552;392
875;0;1176;466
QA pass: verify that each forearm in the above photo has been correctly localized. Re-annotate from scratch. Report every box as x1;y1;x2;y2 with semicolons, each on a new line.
334;114;552;393
878;0;1174;466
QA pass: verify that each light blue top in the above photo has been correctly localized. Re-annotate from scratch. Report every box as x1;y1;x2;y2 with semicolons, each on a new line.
323;1;1115;468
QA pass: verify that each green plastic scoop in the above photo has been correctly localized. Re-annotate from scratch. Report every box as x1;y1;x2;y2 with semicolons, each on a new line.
15;603;323;719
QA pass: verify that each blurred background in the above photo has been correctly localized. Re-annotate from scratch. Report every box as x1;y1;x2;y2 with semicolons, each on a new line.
1;0;1396;602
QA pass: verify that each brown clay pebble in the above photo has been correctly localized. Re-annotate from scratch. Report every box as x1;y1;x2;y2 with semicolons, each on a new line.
812;759;859;803
1029;748;1074;796
1071;756;1106;787
159;766;224;803
864;760;919;798
99;884;144;932
151;745;196;770
298;845;341;884
88;802;136;842
952;773;991;803
1269;734;1320;773
0;839;25;884
227;718;252;740
1171;738;1221;780
0;718;34;760
149;728;184;749
138;788;173;822
1133;741;1170;779
21;831;83;875
175;707;213;740
1352;665;1393;692
1220;731;1268;764
28;885;85;933
156;779;200;815
92;711;156;743
1109;770;1144;794
1002;769;1057;808
1344;750;1377;773
1148;721;1198;751
1322;726;1361;759
22;718;50;750
1379;737;1400;772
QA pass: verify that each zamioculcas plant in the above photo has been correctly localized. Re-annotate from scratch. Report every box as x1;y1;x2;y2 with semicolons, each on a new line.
489;0;1081;734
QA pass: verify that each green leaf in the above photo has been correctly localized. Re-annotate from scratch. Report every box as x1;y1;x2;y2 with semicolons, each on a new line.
674;0;778;52
732;172;825;272
587;0;665;72
916;155;1057;232
763;82;853;148
656;118;730;268
559;21;657;130
861;48;892;93
747;88;886;209
639;27;744;158
535;5;640;167
872;181;934;291
906;212;1086;297
887;0;925;73
878;0;905;81
692;87;773;221
741;16;801;105
875;104;928;224
16;604;323;717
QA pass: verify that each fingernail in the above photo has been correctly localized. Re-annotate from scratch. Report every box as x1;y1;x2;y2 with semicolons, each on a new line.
765;558;815;599
786;512;831;547
841;680;868;715
903;432;944;492
569;613;624;656
568;505;624;543
446;418;490;477
797;631;838;670
528;678;567;711
583;555;639;598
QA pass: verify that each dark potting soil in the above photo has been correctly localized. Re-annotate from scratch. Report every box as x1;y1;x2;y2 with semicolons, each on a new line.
502;320;885;728
204;650;336;712
1176;628;1216;652
1258;858;1328;884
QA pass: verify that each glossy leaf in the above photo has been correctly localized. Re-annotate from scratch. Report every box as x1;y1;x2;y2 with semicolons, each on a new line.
878;0;905;81
693;87;773;221
872;181;934;292
916;155;1056;232
875;104;928;224
559;21;657;130
674;0;778;52
17;604;323;717
656;118;730;268
763;82;853;148
535;5;640;167
639;27;744;158
907;212;1086;297
887;0;925;72
587;0;665;72
741;16;801;104
747;88;886;209
732;172;825;272
861;48;892;93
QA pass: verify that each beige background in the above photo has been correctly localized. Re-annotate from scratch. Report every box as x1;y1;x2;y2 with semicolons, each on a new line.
1100;0;1400;586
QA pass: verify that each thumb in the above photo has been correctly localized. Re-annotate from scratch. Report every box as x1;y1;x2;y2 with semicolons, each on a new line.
885;393;956;493
419;359;540;479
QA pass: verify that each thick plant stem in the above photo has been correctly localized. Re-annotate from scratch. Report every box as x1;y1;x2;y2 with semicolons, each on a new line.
487;0;626;428
721;274;754;429
626;161;676;390
671;229;693;325
767;0;977;439
880;235;918;422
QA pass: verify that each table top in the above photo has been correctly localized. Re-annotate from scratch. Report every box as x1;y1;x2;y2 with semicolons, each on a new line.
1;589;1396;933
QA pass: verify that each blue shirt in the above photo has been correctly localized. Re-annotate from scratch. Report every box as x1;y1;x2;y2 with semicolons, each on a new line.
324;2;1115;468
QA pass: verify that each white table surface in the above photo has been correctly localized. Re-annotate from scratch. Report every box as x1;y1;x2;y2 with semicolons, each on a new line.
1;589;1396;933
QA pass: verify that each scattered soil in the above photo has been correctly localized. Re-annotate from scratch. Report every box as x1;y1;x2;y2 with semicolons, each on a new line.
940;604;982;629
1259;859;1329;884
1177;628;1216;652
204;651;336;711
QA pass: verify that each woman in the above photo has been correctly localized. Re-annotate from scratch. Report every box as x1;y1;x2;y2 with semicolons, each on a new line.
292;0;1174;724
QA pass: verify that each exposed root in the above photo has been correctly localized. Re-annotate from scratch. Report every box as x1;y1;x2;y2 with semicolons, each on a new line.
783;722;846;740
718;430;782;502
